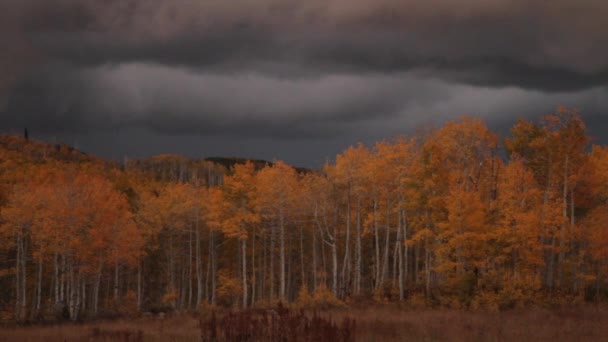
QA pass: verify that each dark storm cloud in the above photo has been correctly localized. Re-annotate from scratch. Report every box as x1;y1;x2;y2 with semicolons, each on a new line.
7;0;608;90
3;62;447;138
0;1;37;110
2;0;608;167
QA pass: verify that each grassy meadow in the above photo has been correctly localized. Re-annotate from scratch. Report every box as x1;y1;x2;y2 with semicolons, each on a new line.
2;304;608;341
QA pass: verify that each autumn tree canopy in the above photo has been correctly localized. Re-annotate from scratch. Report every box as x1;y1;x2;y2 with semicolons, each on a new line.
1;108;608;320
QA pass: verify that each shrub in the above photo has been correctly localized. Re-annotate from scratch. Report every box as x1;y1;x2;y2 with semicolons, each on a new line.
310;284;347;309
470;291;500;312
117;290;139;318
199;302;355;341
294;285;313;309
405;292;430;309
372;282;399;303
162;288;178;309
216;271;243;307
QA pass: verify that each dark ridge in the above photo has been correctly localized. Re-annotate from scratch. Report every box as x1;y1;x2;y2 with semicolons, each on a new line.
0;134;96;164
204;157;272;171
0;134;311;178
125;154;226;185
205;157;312;174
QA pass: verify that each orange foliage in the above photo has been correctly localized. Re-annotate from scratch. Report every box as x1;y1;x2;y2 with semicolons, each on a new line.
3;108;608;320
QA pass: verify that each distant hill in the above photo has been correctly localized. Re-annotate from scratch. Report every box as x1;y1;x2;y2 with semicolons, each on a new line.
125;156;311;185
125;154;226;185
0;134;310;186
0;134;99;164
205;157;311;174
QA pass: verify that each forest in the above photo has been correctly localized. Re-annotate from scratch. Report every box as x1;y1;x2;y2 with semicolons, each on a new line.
1;107;607;323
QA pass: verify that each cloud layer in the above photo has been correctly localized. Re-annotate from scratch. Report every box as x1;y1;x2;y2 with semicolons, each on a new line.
2;0;608;166
13;0;607;84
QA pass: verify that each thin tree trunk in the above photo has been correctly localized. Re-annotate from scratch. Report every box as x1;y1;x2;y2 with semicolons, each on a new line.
547;237;556;289
279;210;286;300
60;254;65;303
205;232;211;302
34;259;42;317
54;253;59;304
313;204;328;290
270;220;275;301
331;239;338;295
425;235;431;299
251;225;256;306
168;229;175;302
394;210;404;300
300;225;306;290
287;229;293;301
196;213;202;307
403;212;408;297
81;276;86;313
380;199;391;286
72;268;81;320
312;224;318;290
188;225;193;309
137;261;142;312
415;243;420;286
571;188;578;293
262;233;267;302
321;229;327;288
15;233;22;321
374;199;381;290
392;233;399;288
332;209;339;296
179;245;186;309
341;194;351;298
114;262;120;300
93;266;101;315
21;233;27;321
558;154;568;287
355;197;362;295
242;238;248;308
210;230;217;305
68;260;75;320
543;154;554;288
595;261;601;301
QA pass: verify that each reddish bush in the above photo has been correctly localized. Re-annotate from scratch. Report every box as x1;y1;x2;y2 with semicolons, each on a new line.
199;302;355;341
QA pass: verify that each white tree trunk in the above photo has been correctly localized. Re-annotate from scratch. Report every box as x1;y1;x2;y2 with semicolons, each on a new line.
279;210;286;300
242;238;248;308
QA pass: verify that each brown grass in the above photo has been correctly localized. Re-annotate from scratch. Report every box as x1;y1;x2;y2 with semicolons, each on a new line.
2;305;608;341
0;315;199;342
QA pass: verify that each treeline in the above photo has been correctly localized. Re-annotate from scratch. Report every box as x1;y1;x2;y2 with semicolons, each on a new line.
1;107;608;321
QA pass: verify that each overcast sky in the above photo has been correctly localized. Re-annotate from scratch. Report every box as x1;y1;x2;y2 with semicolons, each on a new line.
1;0;608;168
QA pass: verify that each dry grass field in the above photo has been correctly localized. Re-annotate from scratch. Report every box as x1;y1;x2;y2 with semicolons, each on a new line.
2;305;608;341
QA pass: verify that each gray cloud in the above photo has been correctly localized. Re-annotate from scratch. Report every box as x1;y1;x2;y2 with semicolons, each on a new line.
2;0;608;166
3;63;448;137
6;61;608;141
21;81;608;168
6;0;608;90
